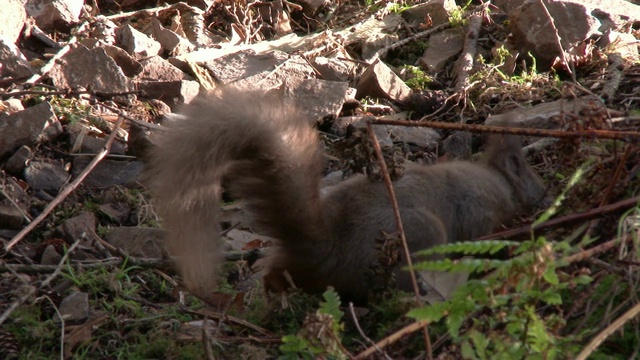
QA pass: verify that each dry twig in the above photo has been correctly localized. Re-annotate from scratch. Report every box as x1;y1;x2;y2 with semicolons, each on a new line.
366;122;433;360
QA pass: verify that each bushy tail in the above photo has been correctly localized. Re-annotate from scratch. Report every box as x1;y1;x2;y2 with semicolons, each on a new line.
145;89;325;298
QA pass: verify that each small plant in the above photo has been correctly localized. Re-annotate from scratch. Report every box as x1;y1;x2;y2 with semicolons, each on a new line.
402;65;434;91
279;288;347;360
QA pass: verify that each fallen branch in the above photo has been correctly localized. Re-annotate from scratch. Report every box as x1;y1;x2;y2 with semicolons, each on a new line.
477;195;640;241
371;118;640;142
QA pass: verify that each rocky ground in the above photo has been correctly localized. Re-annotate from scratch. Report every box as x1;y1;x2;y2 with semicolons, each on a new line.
0;0;639;359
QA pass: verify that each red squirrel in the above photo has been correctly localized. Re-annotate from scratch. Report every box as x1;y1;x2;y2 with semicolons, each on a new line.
145;88;547;303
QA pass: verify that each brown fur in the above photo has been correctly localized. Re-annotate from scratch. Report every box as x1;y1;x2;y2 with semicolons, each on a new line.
146;89;547;303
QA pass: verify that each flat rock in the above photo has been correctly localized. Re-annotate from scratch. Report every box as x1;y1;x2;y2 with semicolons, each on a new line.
419;28;465;74
98;202;132;225
201;49;289;85
310;54;356;82
0;38;35;83
402;0;457;26
71;158;144;189
285;79;350;122
356;59;413;103
0;102;62;158
24;161;69;191
0;0;26;43
105;226;166;258
49;44;135;96
54;292;89;325
86;41;143;78
25;0;84;31
509;1;600;70
138;56;191;81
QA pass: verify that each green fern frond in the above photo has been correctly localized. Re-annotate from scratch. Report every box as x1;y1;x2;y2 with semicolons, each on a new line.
415;240;520;257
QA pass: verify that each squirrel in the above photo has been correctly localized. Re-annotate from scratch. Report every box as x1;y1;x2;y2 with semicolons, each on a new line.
145;88;548;303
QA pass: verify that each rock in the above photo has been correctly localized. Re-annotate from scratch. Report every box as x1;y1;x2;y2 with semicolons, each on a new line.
598;30;639;61
492;0;526;13
59;211;97;246
89;16;117;45
0;0;26;43
49;44;135;98
441;132;472;161
509;1;600;70
24;161;69;191
148;18;195;56
285;79;350;122
419;28;465;74
116;24;162;60
102;44;144;77
356;59;413;103
0;99;24;114
25;0;84;31
362;32;398;62
40;245;62;265
402;0;457;26
4;145;33;176
137;56;191;81
138;80;201;108
98;202;132;225
54;292;89;325
0;201;24;230
104;227;166;258
202;49;289;85
0;102;62;158
0;38;35;83
71;158;144;189
310;55;355;82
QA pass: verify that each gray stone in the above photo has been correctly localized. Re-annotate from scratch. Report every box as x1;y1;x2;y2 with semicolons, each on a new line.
402;0;457;26
419;28;465;74
25;0;84;31
60;211;97;246
40;245;62;265
285;79;350;123
71;158;144;189
0;201;24;230
149;18;195;56
116;24;162;59
24;161;69;191
0;38;35;81
138;56;191;81
105;227;166;258
49;44;135;97
0;102;62;157
55;292;89;325
356;59;413;103
0;0;26;43
4;145;33;175
509;1;600;70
